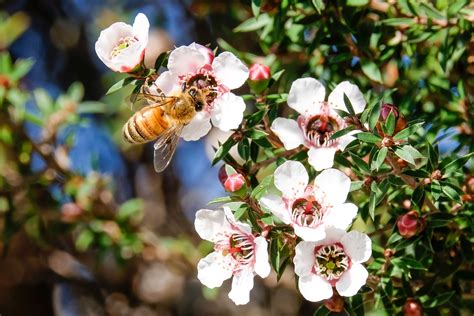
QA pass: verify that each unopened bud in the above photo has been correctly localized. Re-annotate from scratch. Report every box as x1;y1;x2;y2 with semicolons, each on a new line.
377;103;407;135
224;173;246;192
249;63;271;81
218;165;228;187
397;210;424;239
380;103;399;121
403;298;423;316
384;248;395;258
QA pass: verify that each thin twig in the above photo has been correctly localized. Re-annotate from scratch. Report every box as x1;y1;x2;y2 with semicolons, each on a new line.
249;147;304;174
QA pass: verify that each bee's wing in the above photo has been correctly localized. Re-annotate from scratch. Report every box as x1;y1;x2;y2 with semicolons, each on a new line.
153;124;184;173
127;93;177;111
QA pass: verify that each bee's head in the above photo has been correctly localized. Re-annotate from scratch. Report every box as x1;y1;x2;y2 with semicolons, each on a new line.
187;87;204;112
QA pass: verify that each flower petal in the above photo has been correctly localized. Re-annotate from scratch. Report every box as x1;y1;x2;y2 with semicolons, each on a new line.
287;78;326;115
298;274;333;302
294;225;326;242
324;203;358;230
271;118;305;150
314;168;351;206
315;226;346;247
307;147;337;171
228;268;254;305
197;252;233;288
212;52;249;90
294;241;317;277
341;230;372;263
254;236;271;278
328;81;366;114
259;194;291;224
335;263;368;297
132;13;150;43
189;42;214;64
223;206;251;235
168;45;207;76
338;131;358;151
194;209;230;242
154;71;180;95
210;92;245;131
181;112;212;141
274;161;309;199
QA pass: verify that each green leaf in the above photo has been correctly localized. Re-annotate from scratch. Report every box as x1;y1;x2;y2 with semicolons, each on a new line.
393;122;424;141
441;184;461;203
424;292;455;308
233;203;249;220
394;147;415;165
361;60;382;83
372;147;388;171
154;50;169;69
76;101;107;114
75;229;94;252
33;89;54;115
447;0;468;16
369;183;377;221
391;257;427;270
212;137;237;165
311;0;325;13
11;58;34;80
313;305;331;316
441;152;473;176
330;125;357;140
343;93;355;116
384;111;396;136
429;213;454;227
251;0;261;17
234;14;271;32
420;2;446;20
246;110;265;127
237;139;250;161
381;18;415;26
251;175;273;199
356;132;382;144
208;196;234;204
106;77;135;95
346;0;369;6
368;101;382;130
247;129;268;140
117;199;143;222
349;152;370;174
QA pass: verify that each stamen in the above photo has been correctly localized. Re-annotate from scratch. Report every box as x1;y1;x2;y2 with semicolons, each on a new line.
304;114;339;147
110;36;139;58
228;233;255;266
292;198;324;227
314;243;350;281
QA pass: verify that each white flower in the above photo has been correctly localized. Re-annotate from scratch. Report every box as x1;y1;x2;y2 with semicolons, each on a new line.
154;43;249;141
271;78;366;171
195;207;271;305
260;161;357;242
95;13;149;73
294;226;372;302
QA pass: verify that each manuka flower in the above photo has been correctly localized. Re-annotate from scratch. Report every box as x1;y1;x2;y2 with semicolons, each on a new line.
154;43;249;141
195;207;270;305
95;13;149;73
271;78;366;170
260;161;357;241
294;227;372;302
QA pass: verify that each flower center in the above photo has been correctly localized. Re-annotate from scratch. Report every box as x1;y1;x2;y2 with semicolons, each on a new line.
304;115;339;147
110;36;138;58
186;73;219;105
226;233;254;266
291;198;324;227
314;243;350;281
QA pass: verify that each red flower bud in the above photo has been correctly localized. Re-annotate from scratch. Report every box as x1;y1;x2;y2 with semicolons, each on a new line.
380;103;399;121
224;173;246;192
249;63;271;81
403;298;423;316
324;292;345;312
218;165;228;187
397;211;424;239
377;103;407;136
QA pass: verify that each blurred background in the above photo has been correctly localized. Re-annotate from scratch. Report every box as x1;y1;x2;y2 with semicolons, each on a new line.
0;0;472;315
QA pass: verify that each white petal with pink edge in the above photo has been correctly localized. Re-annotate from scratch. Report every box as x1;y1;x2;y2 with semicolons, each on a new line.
194;208;230;242
132;13;150;43
298;274;333;302
328;81;366;114
335;262;368;297
223;206;252;234
154;71;180;95
189;42;214;64
274;161;309;199
323;203;358;230
197;252;234;288
212;52;249;90
307;146;337;171
341;230;372;263
210;92;246;131
314;168;351;206
228;268;254;305
271;118;305;150
259;194;291;224
287;78;326;115
181;112;212;141
254;236;271;278
167;45;207;77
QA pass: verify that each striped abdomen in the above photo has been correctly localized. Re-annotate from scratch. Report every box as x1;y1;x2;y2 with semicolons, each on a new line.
123;106;171;144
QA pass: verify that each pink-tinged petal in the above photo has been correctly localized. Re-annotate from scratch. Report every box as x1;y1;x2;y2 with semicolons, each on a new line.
223;206;251;235
271;118;305;150
294;241;317;277
168;45;207;76
210;92;245;131
298;274;333;302
287;78;326;115
154;71;180;95
338;130;358;151
314;168;351;206
95;22;134;71
328;81;366;114
181;112;212;141
212;52;249;90
274;161;309;199
109;44;145;72
254;237;271;278
307;146;337;171
132;13;150;43
228;268;254;305
314;226;346;247
189;42;214;64
294;225;326;242
197;252;233;288
341;230;372;263
324;203;358;230
259;194;291;224
194;209;231;242
335;263;368;297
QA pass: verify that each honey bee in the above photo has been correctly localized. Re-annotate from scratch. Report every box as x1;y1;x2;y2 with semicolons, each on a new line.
122;83;209;172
